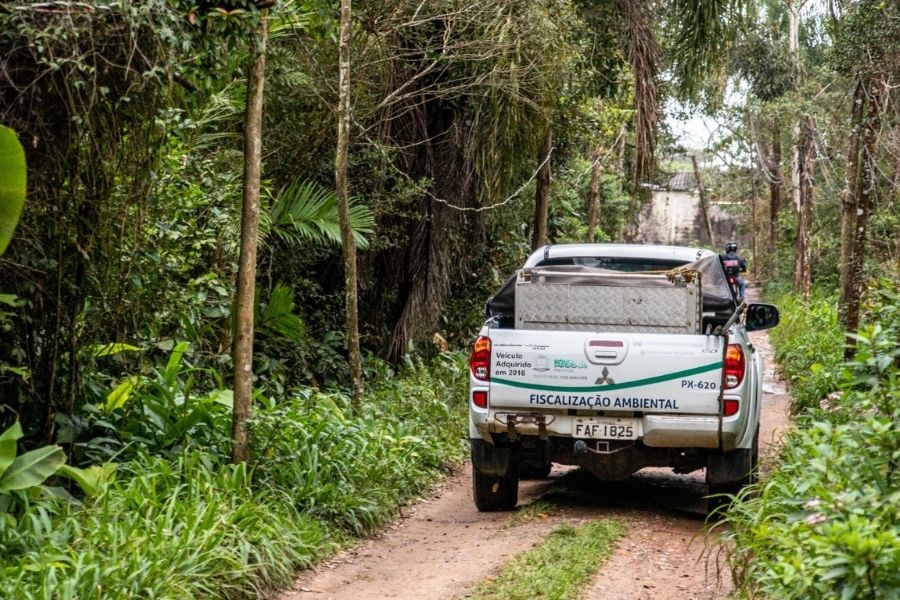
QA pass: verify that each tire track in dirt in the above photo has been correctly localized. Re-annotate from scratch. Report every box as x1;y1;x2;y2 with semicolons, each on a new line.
279;302;792;600
279;472;562;600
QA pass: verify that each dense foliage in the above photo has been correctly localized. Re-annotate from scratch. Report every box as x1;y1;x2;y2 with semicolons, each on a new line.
1;0;898;597
0;0;663;441
0;354;467;598
725;283;899;599
0;1;699;595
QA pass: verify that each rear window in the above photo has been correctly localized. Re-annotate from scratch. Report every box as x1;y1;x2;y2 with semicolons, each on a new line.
536;257;687;272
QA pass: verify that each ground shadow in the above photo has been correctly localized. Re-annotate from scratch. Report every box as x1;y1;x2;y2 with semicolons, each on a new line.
529;466;712;521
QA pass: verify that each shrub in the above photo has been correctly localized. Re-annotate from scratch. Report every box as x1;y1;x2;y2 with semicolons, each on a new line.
767;292;843;413
251;353;468;535
725;402;899;599
725;288;899;599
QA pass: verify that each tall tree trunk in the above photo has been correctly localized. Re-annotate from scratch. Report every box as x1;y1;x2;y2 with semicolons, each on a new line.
747;112;765;278
748;112;781;268
786;0;802;278
586;149;601;242
838;77;865;323
231;9;268;465
794;114;815;300
691;155;715;248
532;126;552;250
749;162;760;281
844;78;882;358
769;122;782;254
336;0;363;410
787;0;800;55
617;125;627;175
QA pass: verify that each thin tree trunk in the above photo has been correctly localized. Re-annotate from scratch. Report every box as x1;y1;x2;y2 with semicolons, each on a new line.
786;0;802;278
748;112;781;268
747;112;765;278
838;77;865;323
794;114;815;300
691;155;715;248
532;126;552;250
844;78;882;358
336;0;364;410
787;0;799;56
617;125;627;175
769;123;782;254
749;160;760;281
586;149;601;242
231;9;268;465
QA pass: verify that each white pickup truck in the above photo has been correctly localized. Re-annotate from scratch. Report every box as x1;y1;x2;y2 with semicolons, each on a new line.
468;244;779;512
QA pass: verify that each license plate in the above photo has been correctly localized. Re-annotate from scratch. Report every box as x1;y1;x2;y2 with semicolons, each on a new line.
573;417;639;440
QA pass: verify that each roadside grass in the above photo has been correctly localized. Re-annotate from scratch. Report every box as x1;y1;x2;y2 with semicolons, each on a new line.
507;499;559;527
0;353;469;598
471;519;625;600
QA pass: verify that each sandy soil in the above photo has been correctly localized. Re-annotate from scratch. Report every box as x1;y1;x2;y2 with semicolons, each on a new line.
279;471;562;600
279;296;793;600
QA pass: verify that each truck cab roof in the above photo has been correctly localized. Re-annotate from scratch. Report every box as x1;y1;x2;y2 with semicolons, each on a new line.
524;244;715;269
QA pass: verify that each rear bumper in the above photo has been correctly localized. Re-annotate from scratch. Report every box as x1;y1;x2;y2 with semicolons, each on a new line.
471;410;738;450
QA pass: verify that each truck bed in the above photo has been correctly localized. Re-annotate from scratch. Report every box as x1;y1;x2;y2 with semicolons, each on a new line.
514;267;702;333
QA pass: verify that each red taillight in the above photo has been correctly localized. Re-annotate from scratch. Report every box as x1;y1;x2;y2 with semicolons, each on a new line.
724;344;745;389
723;399;740;416
472;390;488;408
470;336;491;381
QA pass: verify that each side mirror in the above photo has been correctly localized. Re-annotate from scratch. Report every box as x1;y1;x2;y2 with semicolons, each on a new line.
745;303;780;332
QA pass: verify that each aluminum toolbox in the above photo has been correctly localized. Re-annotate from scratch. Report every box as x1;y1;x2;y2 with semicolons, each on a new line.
514;268;701;333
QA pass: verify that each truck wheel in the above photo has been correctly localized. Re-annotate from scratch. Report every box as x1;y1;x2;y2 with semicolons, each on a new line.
745;425;760;487
472;468;519;511
707;425;760;517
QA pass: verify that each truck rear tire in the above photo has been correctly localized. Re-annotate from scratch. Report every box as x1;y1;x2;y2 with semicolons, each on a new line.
472;467;519;511
707;425;759;517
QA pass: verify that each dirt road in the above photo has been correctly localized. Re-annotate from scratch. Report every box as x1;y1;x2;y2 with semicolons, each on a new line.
280;326;791;600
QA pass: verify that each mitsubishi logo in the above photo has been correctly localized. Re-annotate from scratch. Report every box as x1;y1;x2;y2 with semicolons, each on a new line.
595;367;615;385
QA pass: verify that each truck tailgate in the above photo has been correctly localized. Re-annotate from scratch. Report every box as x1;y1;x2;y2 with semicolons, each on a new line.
488;329;723;415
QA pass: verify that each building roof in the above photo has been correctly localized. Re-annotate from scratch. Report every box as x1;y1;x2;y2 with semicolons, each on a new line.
667;171;695;191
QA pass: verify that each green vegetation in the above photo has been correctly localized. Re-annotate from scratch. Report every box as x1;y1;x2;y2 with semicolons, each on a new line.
471;519;625;600
724;283;899;599
1;0;898;597
767;292;844;413
0;354;468;598
507;499;560;528
0;125;26;256
0;422;65;499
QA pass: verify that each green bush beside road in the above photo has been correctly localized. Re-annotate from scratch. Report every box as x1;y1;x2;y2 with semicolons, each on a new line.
0;354;468;598
725;286;899;599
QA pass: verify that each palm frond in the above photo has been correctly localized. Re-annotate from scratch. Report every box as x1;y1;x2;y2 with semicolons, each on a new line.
269;179;374;249
670;0;746;100
619;0;659;186
255;283;305;343
193;83;245;152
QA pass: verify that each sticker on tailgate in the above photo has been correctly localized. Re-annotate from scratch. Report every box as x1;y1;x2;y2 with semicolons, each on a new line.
528;393;679;410
493;362;721;393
